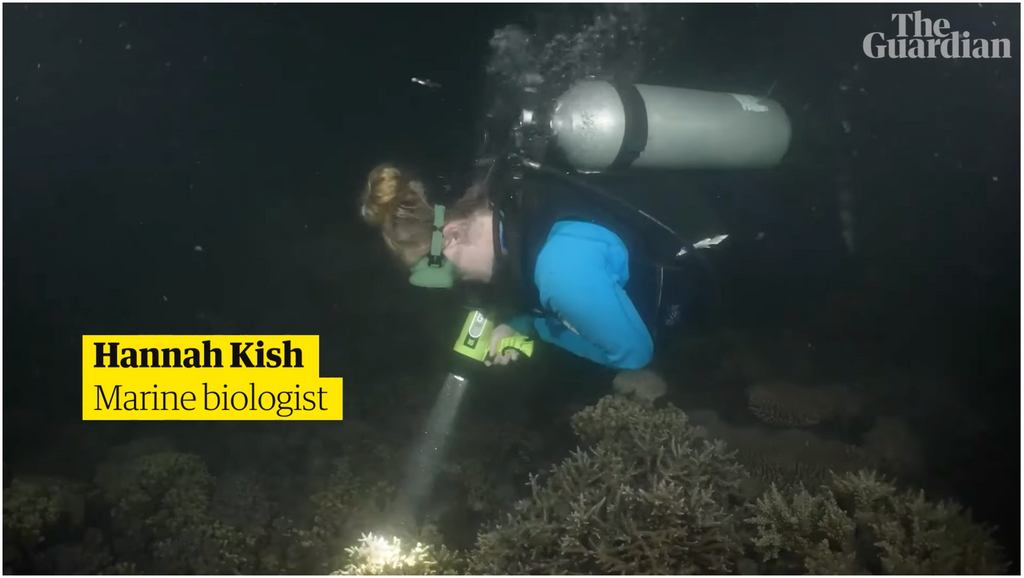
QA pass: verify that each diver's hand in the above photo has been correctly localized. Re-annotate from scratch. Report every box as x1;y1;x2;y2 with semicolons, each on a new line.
485;324;520;366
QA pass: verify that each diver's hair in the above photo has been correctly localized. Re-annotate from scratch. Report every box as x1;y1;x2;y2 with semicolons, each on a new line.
359;163;489;264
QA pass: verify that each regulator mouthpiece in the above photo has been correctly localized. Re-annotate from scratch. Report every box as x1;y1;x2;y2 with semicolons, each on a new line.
409;205;458;288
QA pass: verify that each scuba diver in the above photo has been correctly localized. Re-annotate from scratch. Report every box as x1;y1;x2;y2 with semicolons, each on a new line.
359;80;791;401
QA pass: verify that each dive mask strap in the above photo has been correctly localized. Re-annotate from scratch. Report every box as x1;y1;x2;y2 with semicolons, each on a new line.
427;204;445;266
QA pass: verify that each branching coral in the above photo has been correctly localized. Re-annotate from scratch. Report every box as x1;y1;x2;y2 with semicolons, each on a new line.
12;436;445;575
150;516;253;574
94;452;214;535
332;530;462;576
8;388;1009;577
3;477;86;551
746;483;859;573
835;471;1008;575
92;451;252;573
469;395;747;574
333;533;437;575
231;456;402;575
3;476;88;573
88;451;400;574
746;470;1009;574
308;458;396;542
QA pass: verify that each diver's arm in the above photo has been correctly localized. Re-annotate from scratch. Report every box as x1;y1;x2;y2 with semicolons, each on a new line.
531;222;653;370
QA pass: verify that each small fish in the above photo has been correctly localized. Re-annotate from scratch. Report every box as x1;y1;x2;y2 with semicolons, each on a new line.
411;77;441;89
692;234;729;250
676;234;729;257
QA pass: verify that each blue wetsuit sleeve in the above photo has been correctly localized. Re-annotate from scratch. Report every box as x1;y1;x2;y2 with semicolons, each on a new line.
531;222;653;370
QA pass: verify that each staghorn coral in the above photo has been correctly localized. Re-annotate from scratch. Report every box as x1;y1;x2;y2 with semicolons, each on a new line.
249;457;403;574
330;522;463;576
89;450;401;574
468;395;747;574
92;451;254;573
332;532;456;575
746;483;860;573
3;476;89;573
746;470;1009;574
570;393;699;447
412;523;465;574
10;434;438;575
93;452;214;535
746;381;861;427
150;516;253;574
834;471;1008;575
308;457;396;542
3;477;86;552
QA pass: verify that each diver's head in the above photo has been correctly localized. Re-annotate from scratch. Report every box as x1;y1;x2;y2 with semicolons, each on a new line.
360;164;495;283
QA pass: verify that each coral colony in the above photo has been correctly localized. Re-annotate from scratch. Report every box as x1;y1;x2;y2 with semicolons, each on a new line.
4;396;1008;574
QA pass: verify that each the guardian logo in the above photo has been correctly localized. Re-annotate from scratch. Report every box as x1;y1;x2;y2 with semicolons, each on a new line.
864;11;1012;59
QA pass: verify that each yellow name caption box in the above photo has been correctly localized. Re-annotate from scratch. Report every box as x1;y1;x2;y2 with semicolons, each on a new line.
81;335;342;420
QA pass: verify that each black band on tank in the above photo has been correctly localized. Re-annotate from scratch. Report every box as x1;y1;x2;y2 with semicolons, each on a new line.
609;82;648;171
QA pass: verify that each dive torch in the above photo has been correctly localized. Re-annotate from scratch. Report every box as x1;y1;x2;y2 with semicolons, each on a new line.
392;309;532;527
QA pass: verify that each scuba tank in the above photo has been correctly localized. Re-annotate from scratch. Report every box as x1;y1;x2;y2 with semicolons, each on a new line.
513;79;792;173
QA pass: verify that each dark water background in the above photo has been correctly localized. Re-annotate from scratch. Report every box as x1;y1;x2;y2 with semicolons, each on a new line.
4;3;1020;573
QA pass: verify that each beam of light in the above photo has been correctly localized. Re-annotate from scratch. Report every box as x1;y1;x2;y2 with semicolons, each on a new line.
392;372;470;525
